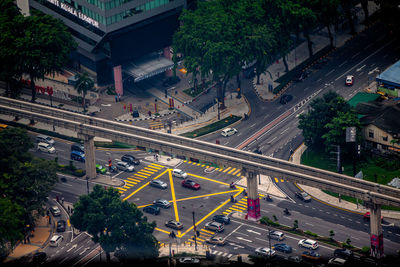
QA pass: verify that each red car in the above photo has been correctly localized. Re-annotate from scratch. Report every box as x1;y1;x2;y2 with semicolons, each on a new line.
181;179;200;190
345;75;354;86
363;212;383;221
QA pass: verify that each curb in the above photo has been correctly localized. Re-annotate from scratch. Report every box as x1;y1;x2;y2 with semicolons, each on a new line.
115;110;176;122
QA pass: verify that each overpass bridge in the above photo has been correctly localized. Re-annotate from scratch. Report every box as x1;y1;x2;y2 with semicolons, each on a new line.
0;96;398;257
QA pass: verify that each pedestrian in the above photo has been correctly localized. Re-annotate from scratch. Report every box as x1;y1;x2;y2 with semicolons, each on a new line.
61;197;64;205
148;110;151;117
156;154;159;161
115;95;118;102
56;195;59;202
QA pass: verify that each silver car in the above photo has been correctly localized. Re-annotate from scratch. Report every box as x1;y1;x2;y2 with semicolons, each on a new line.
255;247;276;257
36;135;55;145
116;161;134;172
205;221;224;232
149;180;167;189
153;199;171;208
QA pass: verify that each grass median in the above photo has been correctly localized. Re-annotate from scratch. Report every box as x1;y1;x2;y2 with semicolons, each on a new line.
179;115;242;138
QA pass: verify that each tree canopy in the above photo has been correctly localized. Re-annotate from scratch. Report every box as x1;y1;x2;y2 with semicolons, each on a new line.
70;185;159;263
0;127;58;253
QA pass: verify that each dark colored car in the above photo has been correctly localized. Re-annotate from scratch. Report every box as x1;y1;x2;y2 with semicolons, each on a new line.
143;205;160;215
131;109;139;118
334;248;354;259
212;214;230;225
279;94;293;104
162;76;180;87
295;191;312;202
153;199;171;208
121;154;140;165
71;143;84;153
273;243;292;253
32;252;47;264
302;251;321;260
294;70;310;82
56;220;66;232
182;179;200;190
71;151;85;162
109;165;118;173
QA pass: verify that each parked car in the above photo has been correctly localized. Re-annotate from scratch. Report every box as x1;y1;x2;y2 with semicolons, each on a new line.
182;179;200;190
121;154;140;165
333;248;354;259
287;256;302;263
172;169;188;179
32;252;47;264
295;191;312;202
345;75;354;86
143;205;160;215
273;243;292;254
37;142;56;154
294;70;310;82
153;199;171;208
36;135;55;145
96;164;107;174
149;179;168;189
221;128;237;137
255;247;276;258
109;165;118;173
212;214;230;225
116;161;134;172
56;220;66;232
206;236;226;246
328;257;348;266
71;143;84;153
165;220;183;230
50;206;61;217
269;230;285;241
70;151;85;162
301;250;321;260
49;235;63;247
279;94;293;104
205;221;224;232
298;239;319;250
178;257;199;264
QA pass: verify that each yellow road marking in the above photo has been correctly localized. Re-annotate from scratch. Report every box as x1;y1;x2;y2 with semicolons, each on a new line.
118;187;127;191
134;173;148;178
281;179;284;182
174;190;240;203
123;169;169;201
201;164;205;167
232;169;241;175
67;219;71;227
274;177;279;183
150;163;165;168
125;181;137;185
222;167;232;173
237;173;242;177
168;169;180;226
227;168;236;174
127;178;141;182
230;207;246;212
187;173;231;186
139;169;154;174
188;161;192;164
155;227;171;235
201;229;215;235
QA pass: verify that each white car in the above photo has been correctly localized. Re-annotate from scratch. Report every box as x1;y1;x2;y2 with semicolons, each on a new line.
255;247;276;257
49;234;63;247
37;142;56;154
36;135;55;145
172;169;188;179
221;128;237;137
116;161;134;172
345;75;354;86
298;239;319;249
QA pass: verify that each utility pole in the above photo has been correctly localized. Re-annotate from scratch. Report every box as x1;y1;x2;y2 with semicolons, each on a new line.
268;228;272;258
192;211;197;251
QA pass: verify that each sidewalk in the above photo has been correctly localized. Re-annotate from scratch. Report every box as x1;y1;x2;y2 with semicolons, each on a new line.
254;2;379;101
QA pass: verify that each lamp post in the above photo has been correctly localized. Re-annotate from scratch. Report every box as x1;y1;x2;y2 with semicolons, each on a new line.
268;228;272;258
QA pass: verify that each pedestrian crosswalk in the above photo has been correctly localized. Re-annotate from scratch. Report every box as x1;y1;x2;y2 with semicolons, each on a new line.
210;250;233;259
117;163;164;194
148;119;163;130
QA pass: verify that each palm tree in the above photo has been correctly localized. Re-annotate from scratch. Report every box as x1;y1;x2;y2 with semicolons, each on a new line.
74;72;94;112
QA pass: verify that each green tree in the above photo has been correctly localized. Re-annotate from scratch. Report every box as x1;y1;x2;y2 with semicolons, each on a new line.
329;229;335;240
298;91;351;151
0;128;58;248
0;0;25;98
0;198;25;253
70;185;159;263
293;219;299;230
16;11;76;102
74;72;95;112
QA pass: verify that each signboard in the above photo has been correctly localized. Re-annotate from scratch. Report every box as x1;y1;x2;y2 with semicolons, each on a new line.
346;127;356;142
247;197;260;221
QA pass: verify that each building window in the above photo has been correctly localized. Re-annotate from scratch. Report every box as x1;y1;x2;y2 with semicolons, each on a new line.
368;130;374;138
382;136;388;142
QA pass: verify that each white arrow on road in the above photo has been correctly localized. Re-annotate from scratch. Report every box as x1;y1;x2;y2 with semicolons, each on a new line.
79;247;91;255
229;242;245;249
247;229;261;235
368;67;379;75
66;244;77;252
236;236;252;243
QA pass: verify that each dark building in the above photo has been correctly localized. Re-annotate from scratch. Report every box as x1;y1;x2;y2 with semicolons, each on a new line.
28;0;192;89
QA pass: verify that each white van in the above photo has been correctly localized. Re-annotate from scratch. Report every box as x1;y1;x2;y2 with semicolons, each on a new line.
37;142;56;154
172;169;188;179
49;235;63;247
221;128;237;137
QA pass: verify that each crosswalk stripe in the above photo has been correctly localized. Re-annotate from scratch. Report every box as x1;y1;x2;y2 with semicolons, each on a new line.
127;178;141;182
236;173;242;177
230;207;246;212
227;168;236;174
137;171;151;176
196;163;201;166
144;168;158;173
118;190;124;194
281;178;284;182
234;203;247;208
232;169;241;175
149;163;164;168
139;169;154;174
188;161;192;164
122;185;131;189
222;212;230;215
274;177;279;183
118;187;127;191
201;229;215;235
216;168;222;171
222;167;232;173
134;173;148;178
201;164;205;167
125;181;137;185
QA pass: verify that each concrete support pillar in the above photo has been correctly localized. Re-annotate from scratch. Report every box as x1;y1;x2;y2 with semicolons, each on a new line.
84;135;96;180
244;169;260;221
369;203;384;258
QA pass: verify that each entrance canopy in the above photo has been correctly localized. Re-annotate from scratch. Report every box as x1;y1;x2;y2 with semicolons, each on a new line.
376;60;400;89
123;52;174;82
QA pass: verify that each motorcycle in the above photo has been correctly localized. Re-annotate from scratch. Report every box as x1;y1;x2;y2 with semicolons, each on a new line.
264;195;273;202
283;208;291;216
230;182;237;189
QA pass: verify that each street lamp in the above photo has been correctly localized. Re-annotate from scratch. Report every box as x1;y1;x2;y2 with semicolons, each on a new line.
268;228;272;258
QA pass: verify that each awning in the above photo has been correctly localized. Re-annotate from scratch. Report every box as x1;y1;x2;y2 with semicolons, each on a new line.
376;60;400;88
123;53;174;82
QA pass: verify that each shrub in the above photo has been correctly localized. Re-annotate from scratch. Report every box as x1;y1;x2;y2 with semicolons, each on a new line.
361;246;370;255
304;230;318;237
260;216;280;227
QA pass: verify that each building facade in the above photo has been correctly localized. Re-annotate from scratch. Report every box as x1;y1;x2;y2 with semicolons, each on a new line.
27;0;190;88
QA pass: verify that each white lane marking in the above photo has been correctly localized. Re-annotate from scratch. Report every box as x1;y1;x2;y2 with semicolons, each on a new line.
280;128;289;135
325;69;335;77
352;51;362;58
250;123;256;128
247;229;261;235
236;236;252;242
305;223;314;227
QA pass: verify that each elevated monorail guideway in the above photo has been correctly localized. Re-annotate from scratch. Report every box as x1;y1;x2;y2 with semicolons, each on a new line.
0;97;397;258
